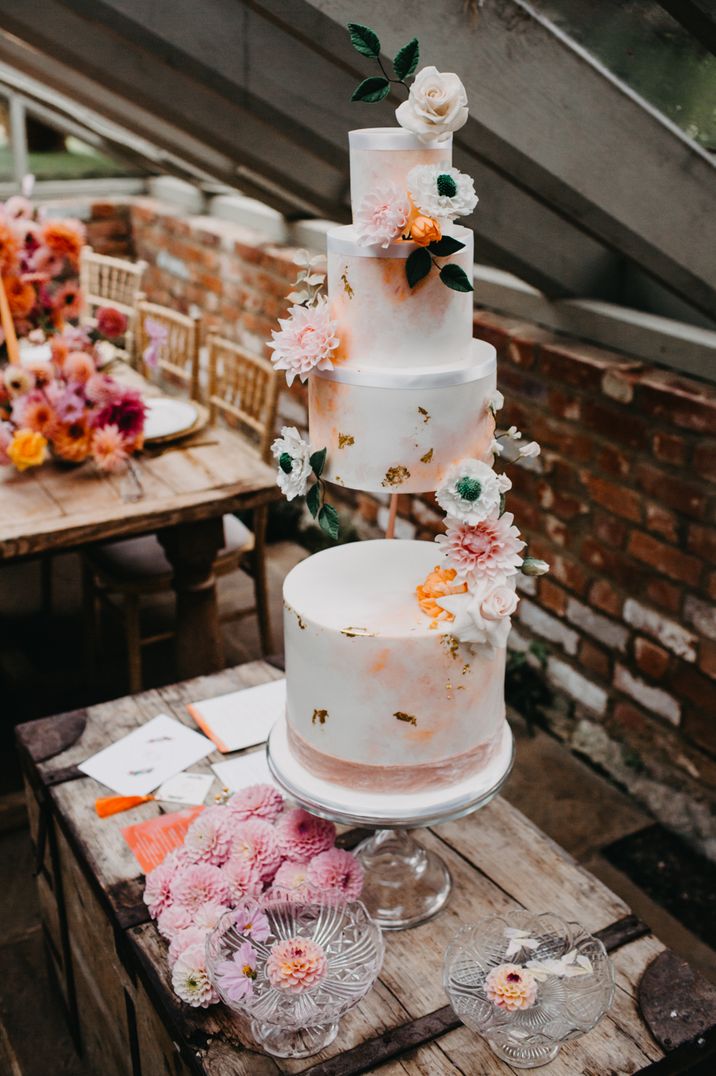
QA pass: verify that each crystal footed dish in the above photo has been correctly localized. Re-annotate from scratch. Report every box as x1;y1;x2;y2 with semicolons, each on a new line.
444;910;615;1069
206;895;384;1058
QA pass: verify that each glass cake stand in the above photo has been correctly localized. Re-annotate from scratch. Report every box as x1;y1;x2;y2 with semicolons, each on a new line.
267;717;514;930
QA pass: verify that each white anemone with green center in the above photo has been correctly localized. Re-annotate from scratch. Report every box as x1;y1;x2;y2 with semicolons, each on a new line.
436;458;511;524
271;425;313;501
407;164;478;224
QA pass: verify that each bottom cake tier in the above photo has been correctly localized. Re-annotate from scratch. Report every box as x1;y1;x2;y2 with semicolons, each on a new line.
283;539;508;793
308;341;496;494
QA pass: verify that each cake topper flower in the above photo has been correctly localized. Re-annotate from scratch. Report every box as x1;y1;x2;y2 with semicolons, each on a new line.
407;165;478;224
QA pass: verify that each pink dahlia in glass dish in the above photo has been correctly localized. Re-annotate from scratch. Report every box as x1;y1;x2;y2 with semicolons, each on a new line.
266;937;328;993
485;963;538;1012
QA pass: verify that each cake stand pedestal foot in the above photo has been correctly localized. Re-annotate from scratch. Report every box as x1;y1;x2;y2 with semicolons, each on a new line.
354;828;452;930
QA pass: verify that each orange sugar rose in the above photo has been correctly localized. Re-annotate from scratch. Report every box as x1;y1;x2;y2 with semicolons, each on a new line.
416;565;467;621
7;428;48;471
410;215;442;247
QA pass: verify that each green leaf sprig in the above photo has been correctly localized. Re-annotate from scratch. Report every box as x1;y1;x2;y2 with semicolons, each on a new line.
405;236;474;293
347;23;419;104
305;447;341;540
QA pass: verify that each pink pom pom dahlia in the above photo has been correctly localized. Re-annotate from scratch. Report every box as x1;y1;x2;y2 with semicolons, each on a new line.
168;925;208;968
306;848;364;902
275;808;336;862
268;297;339;387
436;512;524;582
182;807;233;867
222;855;263;902
157;903;194;940
227;818;282;882
172;942;219;1008
143;857;179;919
92;424;129;474
266;937;327;993
227;783;284;823
170;864;230;913
485;963;538;1011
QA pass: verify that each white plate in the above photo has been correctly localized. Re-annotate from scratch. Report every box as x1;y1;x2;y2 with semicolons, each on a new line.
143;397;198;441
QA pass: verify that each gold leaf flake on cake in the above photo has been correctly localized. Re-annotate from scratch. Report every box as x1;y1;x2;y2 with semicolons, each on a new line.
381;465;410;487
341;626;374;637
462;663;471;676
394;711;417;726
341;269;354;298
284;603;306;629
312;708;328;725
418;406;430;423
420;448;434;464
441;634;460;660
338;433;355;449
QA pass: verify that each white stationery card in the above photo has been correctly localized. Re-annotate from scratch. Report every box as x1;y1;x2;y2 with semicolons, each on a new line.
187;679;286;753
155;771;215;806
79;714;215;796
212;749;275;792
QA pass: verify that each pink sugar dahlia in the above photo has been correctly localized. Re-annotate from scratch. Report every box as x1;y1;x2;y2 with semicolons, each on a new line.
228;818;282;882
355;184;411;248
266;937;327;993
172;942;219;1008
226;783;284;823
268;297;339;387
143;856;179;918
182;806;233;867
275;808;336;863
436;511;524;582
485;963;538;1011
156;902;194;940
168;925;208;968
222;855;264;902
170;863;230;912
306;848;364;902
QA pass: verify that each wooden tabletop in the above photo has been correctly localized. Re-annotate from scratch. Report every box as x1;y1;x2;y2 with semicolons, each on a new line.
18;661;716;1075
0;365;278;561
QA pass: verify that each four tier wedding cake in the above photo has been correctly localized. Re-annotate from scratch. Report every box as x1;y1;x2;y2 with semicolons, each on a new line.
267;24;547;796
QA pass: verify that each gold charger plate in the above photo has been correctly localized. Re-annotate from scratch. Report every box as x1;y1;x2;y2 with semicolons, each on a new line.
142;400;210;446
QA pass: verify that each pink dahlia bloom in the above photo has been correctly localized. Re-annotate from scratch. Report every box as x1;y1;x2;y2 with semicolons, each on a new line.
436;511;524;582
267;297;339;387
170;863;230;913
85;373;122;406
226;783;284;824
228;818;282;882
172;942;219;1007
272;860;310;893
485;963;538;1011
156;902;194;939
355;184;411;248
93;388;146;440
215;941;258;1003
266;937;327;993
143;856;179;918
194;900;232;933
92;424;129;474
182;806;233;867
222;855;264;902
168;925;208;968
275;808;336;863
306;848;364;902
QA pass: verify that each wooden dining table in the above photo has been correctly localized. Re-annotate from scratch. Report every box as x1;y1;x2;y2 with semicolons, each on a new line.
0;364;280;679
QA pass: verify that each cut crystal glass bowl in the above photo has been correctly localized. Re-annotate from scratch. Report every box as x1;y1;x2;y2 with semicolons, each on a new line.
444;910;615;1068
206;896;384;1058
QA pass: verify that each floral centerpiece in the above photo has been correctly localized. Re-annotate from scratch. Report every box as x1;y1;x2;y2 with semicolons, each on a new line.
141;783;364;1009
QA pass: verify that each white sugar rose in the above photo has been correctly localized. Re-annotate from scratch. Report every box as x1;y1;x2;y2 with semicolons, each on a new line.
396;66;468;144
271;426;313;501
481;585;519;621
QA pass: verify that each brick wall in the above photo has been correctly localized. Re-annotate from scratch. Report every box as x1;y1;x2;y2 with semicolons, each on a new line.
78;196;715;856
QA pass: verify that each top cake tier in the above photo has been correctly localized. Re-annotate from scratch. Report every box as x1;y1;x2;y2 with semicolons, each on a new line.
349;128;452;221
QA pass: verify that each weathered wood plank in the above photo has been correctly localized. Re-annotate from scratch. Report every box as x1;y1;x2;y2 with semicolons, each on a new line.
0;467;64;526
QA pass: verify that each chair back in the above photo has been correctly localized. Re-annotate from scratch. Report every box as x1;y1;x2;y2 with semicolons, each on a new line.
80;247;147;361
207;334;280;461
136;301;201;401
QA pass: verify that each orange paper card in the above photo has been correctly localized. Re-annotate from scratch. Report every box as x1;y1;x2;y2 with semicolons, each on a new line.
122;805;204;873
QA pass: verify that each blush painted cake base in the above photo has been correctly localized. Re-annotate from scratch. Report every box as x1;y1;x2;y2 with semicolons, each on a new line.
267;717;514;929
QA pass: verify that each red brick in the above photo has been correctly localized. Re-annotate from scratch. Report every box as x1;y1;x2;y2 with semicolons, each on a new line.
637;370;716;434
652;432;688;467
634;462;706;521
688;524;716;562
634;637;670;680
581;537;646;589
547;388;581;421
544;514;568;547
594;444;631;478
627;530;702;586
473;310;525;353
645;578;683;614
682;707;716;756
645;503;679;544
86;218;130;240
612;700;650;735
579;638;611;679
537;549;590;596
670;664;716;715
538;340;640;392
580;473;641;522
90;199;130;218
580;398;648;450
699;640;716;681
592;510;628;547
536;482;587;521
589;579;622;617
693;441;716;483
539;578;568;616
498;364;549;406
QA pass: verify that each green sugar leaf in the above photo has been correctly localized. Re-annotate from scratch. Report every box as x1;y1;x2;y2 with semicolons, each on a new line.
393;37;419;81
439;263;474;292
318;503;341;541
310;447;327;478
347;23;381;59
428;236;465;257
406;247;432;288
306;482;321;519
351;76;390;103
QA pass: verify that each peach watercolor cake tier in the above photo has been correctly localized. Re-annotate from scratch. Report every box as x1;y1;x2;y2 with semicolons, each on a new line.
283;539;507;794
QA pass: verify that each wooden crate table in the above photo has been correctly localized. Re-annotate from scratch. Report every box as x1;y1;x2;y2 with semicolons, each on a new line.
16;661;716;1076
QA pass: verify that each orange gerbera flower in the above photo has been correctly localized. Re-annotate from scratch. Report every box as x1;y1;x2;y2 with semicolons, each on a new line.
21;397;56;434
41;219;85;267
3;275;36;319
50;417;92;462
0;220;20;275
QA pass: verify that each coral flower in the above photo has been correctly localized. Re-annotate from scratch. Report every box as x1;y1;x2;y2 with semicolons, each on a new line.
0;220;20;275
416;565;467;621
50;336;69;369
50;418;93;463
52;281;81;322
41;218;85;266
266;937;327;993
92;424;129;473
4;275;36;318
436;512;525;582
410;214;442;246
485;963;538;1011
14;392;55;435
7;428;47;470
64;351;96;385
275;808;336;863
96;306;128;339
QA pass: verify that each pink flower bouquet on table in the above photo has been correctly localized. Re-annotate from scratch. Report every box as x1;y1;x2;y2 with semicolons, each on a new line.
141;784;365;1009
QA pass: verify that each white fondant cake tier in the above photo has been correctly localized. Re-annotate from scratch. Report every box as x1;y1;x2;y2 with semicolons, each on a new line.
309;340;496;493
283;540;508;793
349;127;451;221
327;225;474;370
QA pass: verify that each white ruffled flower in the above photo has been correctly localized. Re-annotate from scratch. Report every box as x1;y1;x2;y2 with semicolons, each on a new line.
271;426;313;501
435;575;518;656
519;441;541;458
355;184;411;248
267;297;339;387
436;459;511;525
396;66;469;144
407;164;477;224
